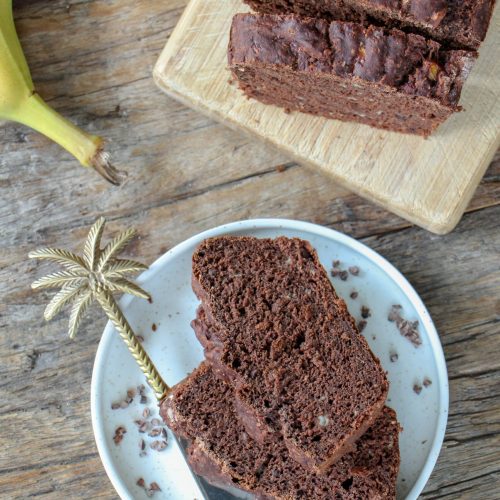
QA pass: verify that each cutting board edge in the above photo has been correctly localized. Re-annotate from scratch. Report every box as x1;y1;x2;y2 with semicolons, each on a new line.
154;65;493;235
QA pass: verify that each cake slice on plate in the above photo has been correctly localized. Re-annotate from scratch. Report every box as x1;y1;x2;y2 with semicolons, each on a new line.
191;236;388;472
161;363;401;500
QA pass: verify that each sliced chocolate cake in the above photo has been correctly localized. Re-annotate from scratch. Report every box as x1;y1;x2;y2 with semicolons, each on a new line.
228;13;476;136
191;236;389;472
161;363;401;500
244;0;496;50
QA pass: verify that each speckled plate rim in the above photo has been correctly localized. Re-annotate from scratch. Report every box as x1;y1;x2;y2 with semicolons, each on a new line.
91;218;448;500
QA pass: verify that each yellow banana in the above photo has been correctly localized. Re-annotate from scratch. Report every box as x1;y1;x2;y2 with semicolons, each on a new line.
0;0;125;184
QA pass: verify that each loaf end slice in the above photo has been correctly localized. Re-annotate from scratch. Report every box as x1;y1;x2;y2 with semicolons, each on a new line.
228;13;476;136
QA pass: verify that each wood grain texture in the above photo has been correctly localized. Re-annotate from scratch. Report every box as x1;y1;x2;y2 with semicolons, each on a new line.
154;0;500;234
0;0;499;498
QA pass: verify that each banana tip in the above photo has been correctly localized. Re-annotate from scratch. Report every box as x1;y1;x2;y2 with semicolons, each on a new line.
91;150;127;186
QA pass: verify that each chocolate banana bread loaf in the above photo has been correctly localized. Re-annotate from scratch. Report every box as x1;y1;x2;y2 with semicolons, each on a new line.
190;236;388;472
229;13;476;136
244;0;495;50
161;363;401;500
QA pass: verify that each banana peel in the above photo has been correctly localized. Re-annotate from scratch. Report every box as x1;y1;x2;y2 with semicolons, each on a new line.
0;0;125;184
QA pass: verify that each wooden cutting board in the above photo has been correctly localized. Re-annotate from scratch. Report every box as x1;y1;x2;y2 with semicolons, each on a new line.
154;0;499;234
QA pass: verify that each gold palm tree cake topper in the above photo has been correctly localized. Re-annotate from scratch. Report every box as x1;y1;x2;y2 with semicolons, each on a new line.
29;217;170;400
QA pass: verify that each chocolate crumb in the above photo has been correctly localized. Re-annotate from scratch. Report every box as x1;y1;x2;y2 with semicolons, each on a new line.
146;483;161;497
112;386;141;410
330;269;340;278
388;305;421;347
137;478;161;496
421;440;427;444
147;297;153;304
350;291;358;299
138;384;148;404
135;419;151;433
400;320;421;346
332;259;340;268
361;306;371;319
275;164;286;173
162;428;168;439
151;323;157;332
150;440;167;451
150;418;162;427
372;335;376;340
387;304;402;322
139;438;146;451
357;320;367;332
143;407;150;418
389;352;399;363
113;426;126;445
148;428;162;437
339;270;349;281
413;384;422;395
348;266;360;276
423;377;432;387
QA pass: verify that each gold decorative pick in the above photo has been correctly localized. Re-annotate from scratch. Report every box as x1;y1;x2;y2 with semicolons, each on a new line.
29;217;170;401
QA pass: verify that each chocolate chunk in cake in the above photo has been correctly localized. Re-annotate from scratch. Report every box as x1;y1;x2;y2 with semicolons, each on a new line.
191;236;388;472
161;363;400;500
229;13;476;136
245;0;495;50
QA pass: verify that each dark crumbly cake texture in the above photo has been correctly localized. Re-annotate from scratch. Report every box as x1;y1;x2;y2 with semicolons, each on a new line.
228;13;476;136
161;363;400;500
244;0;495;50
190;236;388;472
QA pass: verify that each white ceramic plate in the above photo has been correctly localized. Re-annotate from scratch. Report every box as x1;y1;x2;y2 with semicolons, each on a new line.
91;219;448;500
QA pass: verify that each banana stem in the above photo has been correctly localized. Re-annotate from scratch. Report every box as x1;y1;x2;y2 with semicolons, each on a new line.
13;93;126;185
16;92;98;165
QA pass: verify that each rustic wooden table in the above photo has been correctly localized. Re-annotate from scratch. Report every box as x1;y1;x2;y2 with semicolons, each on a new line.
0;1;498;499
